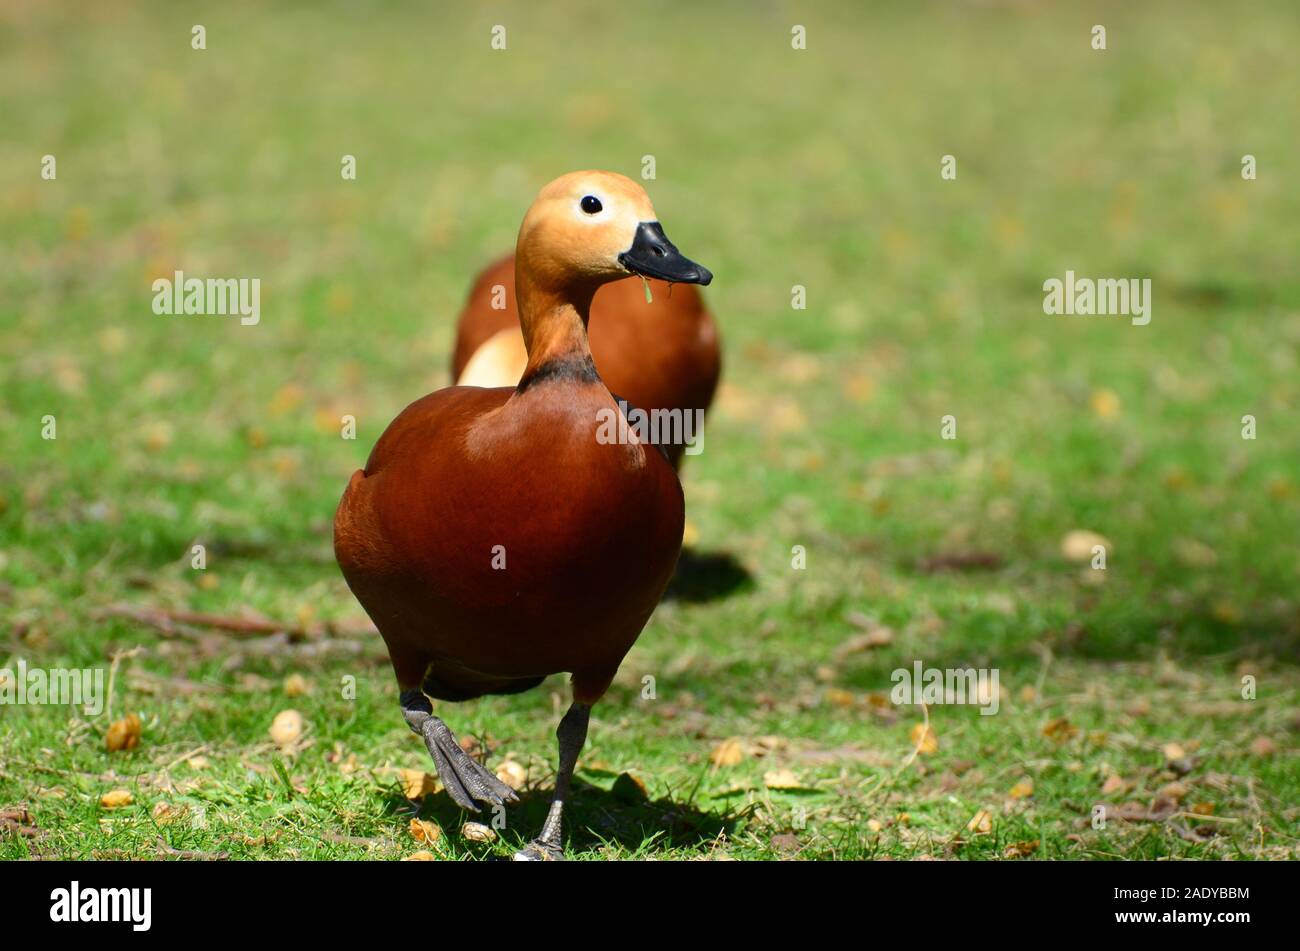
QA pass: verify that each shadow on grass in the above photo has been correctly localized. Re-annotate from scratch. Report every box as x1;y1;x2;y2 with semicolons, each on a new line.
664;548;753;603
386;773;742;858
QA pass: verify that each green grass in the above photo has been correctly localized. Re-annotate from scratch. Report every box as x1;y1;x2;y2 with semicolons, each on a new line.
1;0;1297;860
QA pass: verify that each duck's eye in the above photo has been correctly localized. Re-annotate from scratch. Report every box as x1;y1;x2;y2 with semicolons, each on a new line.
580;195;603;215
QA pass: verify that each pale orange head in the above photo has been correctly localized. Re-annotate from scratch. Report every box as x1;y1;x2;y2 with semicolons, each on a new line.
515;170;712;295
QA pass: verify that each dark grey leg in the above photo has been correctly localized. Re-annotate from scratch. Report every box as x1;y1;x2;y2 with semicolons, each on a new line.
400;689;518;812
514;701;591;861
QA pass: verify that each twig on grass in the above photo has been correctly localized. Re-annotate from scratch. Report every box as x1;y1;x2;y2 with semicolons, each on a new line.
98;603;376;643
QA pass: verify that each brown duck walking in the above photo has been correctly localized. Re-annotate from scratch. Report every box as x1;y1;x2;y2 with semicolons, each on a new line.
334;170;712;860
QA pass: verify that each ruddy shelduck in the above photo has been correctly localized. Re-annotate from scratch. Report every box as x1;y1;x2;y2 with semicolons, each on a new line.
334;170;712;860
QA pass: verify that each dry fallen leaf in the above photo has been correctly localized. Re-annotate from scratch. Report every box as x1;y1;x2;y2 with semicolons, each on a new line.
105;713;142;753
1249;736;1277;757
1190;802;1215;816
100;790;133;809
910;723;939;755
408;818;442;845
1060;530;1109;563
824;688;858;709
1004;839;1039;858
151;801;186;825
1090;388;1121;419
401;851;437;861
1101;774;1131;795
462;822;496;843
1008;778;1034;799
1161;742;1187;761
710;737;746;767
1158;781;1189;802
1041;717;1078;742
495;759;527;789
269;709;304;747
966;809;993;835
399;768;439;800
763;769;802;790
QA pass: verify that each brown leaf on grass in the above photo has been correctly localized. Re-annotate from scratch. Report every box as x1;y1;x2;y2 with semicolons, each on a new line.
462;822;496;843
1060;530;1109;563
402;851;437;861
100;790;133;809
408;818;442;845
1008;778;1034;799
0;805;39;839
1158;782;1189;802
910;723;939;755
494;759;527;789
770;833;801;853
763;769;803;790
824;687;858;709
710;737;746;767
1090;388;1121;419
1113;801;1151;821
1042;717;1078;742
1190;802;1216;816
1249;736;1277;757
1110;798;1182;823
752;736;790;755
1161;742;1187;761
1148;797;1178;821
1101;774;1131;795
1003;839;1039;858
105;713;141;753
966;809;993;834
399;769;439;801
0;807;34;825
283;673;310;697
151;801;186;825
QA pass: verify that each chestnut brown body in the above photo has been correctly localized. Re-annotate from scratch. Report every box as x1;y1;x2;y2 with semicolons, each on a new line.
334;381;683;704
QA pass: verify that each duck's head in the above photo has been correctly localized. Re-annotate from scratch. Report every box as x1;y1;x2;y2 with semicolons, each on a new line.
516;170;712;294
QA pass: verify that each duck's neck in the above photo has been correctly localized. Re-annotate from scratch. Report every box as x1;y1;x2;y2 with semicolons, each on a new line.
516;269;600;389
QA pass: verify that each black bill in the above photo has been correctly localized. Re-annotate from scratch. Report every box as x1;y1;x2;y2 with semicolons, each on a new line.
618;221;713;285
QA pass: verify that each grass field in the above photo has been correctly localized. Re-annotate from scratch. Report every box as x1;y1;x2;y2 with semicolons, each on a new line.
2;0;1298;860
